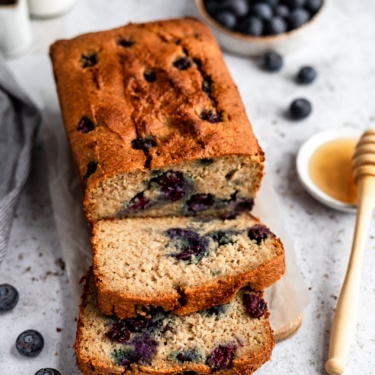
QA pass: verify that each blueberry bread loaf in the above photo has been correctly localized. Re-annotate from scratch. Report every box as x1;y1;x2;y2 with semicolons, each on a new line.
92;212;284;318
50;18;264;222
75;272;274;375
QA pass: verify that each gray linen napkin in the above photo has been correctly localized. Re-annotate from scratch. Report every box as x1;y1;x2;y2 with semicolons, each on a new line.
0;58;41;264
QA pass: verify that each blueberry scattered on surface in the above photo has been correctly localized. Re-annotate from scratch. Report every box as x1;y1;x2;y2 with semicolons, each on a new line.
16;330;44;357
144;70;157;83
297;66;317;84
289;98;312;119
251;3;273;21
263;51;283;72
206;344;237;370
215;11;237;29
117;38;134;48
0;284;19;312
248;224;273;244
105;321;130;344
76;116;95;133
131;136;157;151
34;369;62;375
243;293;267;318
187;194;215;213
173;57;192;70
286;8;310;30
238;17;264;36
265;17;287;35
200;109;221;123
80;53;98;68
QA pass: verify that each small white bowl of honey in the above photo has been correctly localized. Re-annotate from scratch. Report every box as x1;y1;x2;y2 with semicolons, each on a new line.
297;127;363;213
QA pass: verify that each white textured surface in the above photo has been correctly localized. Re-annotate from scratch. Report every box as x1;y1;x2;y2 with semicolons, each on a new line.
1;0;375;374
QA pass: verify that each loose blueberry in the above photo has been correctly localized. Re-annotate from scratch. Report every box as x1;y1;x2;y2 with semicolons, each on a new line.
117;38;134;48
16;330;44;358
131;136;157;151
173;57;192;70
305;0;323;13
248;224;273;244
153;171;189;201
76;116;95;133
284;0;306;8
215;11;237;29
105;321;130;344
265;16;287;35
187;194;215;213
206;344;237;370
222;0;249;17
84;161;97;180
289;98;312;119
238;17;264;36
251;3;273;21
274;4;290;18
80;53;98;68
243;293;267;318
144;70;157;83
200;110;221;123
125;192;151;212
34;369;62;375
263;51;283;72
286;8;310;30
0;284;19;312
297;66;317;84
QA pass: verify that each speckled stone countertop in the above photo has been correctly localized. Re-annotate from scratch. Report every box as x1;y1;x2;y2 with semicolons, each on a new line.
1;1;375;374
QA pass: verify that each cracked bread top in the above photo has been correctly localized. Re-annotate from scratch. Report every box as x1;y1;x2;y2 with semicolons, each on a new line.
50;18;264;198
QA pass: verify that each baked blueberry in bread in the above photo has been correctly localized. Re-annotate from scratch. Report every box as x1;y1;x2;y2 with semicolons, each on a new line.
92;212;284;318
75;272;274;375
50;18;264;222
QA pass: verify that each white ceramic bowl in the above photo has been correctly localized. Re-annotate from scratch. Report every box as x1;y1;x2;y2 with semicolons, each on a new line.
195;0;325;56
296;128;362;213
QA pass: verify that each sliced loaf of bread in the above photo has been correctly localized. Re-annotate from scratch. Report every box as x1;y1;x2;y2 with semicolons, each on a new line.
92;212;285;318
75;272;274;375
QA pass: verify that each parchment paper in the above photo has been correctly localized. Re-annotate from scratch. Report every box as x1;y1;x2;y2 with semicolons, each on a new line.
43;107;310;332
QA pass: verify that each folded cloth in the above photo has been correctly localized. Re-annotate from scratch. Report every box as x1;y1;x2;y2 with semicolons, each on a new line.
0;58;41;264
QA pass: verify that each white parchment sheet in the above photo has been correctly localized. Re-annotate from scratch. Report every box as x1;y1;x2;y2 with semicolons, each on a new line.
43;105;310;332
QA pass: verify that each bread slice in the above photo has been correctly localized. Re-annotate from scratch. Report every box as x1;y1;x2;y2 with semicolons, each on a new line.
49;18;264;222
75;272;274;375
92;212;285;318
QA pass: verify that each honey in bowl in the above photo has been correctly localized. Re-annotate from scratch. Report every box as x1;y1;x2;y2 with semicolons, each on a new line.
309;138;358;205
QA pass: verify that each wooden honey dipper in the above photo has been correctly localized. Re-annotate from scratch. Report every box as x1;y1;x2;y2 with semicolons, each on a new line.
326;130;375;375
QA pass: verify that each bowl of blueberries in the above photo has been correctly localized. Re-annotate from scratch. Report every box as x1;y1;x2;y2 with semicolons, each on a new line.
196;0;324;56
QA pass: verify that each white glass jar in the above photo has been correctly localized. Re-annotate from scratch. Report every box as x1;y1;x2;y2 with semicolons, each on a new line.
27;0;77;18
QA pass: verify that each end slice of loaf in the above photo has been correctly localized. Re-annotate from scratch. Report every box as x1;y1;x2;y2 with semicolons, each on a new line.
92;212;285;318
75;272;274;375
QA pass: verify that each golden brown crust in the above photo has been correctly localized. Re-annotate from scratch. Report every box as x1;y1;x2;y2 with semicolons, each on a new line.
49;18;264;221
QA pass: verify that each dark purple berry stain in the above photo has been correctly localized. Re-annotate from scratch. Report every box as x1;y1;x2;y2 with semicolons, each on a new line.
248;225;273;244
173;57;192;70
233;197;254;213
34;369;62;375
76;116;95;133
209;230;240;246
105;321;130;344
117;38;134;48
165;228;209;263
80;53;98;68
131;136;157;151
132;336;159;364
187;194;215;213
16;330;44;358
200;110;222;123
125;192;151;212
206;344;237;371
84;161;97;180
144;71;157;83
203;303;229;316
152;171;189;202
243;293;267;318
0;283;19;312
175;348;202;363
